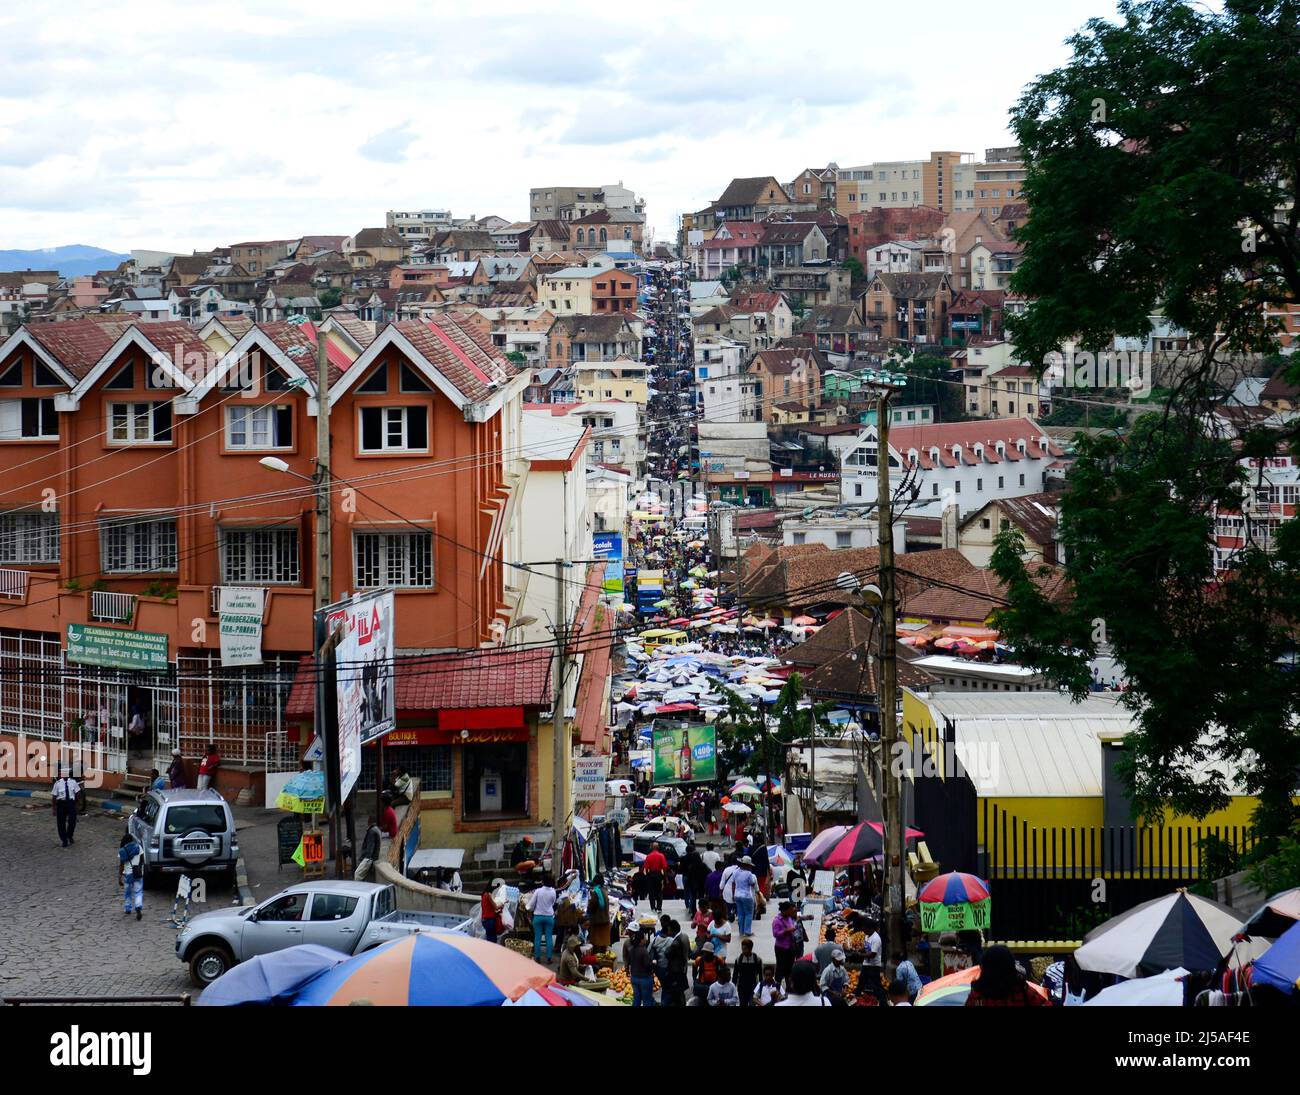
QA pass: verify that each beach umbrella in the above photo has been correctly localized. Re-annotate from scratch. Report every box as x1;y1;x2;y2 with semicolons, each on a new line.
275;770;326;814
729;783;763;798
1074;891;1244;978
1083;967;1189;1007
197;945;347;1006
917;872;992;932
653;598;674;608
791;615;817;627
1242;887;1300;940
292;932;555;1006
916;966;1049;1006
1252;919;1300;995
802;823;882;868
722;801;752;814
933;637;958;650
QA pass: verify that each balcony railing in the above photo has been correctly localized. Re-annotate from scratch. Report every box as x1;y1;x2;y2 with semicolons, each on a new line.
91;590;136;623
0;567;28;599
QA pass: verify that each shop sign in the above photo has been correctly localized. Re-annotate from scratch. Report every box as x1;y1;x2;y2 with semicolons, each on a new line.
574;756;609;800
66;624;169;671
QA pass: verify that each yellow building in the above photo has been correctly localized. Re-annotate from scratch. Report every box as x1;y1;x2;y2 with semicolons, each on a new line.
900;689;1266;874
575;356;649;405
540;267;600;315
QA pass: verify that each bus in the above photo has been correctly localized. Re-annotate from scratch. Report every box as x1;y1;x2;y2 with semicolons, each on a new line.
638;628;689;652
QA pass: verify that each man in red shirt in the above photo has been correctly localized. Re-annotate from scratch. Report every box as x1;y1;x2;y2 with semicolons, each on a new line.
197;743;221;792
642;842;669;913
379;793;399;839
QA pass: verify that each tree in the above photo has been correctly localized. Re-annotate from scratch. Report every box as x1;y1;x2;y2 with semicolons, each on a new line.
318;287;343;310
991;1;1300;848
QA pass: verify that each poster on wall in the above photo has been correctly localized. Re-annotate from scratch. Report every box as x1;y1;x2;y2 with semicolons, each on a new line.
218;586;265;666
326;590;396;802
651;724;716;785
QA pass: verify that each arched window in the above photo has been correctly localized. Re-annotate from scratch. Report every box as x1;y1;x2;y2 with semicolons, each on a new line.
600;228;608;244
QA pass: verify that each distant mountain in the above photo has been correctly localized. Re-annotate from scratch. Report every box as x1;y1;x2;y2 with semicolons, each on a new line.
0;245;130;278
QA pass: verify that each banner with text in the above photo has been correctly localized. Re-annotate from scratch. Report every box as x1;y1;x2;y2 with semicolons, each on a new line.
66;624;168;671
574;755;609;800
218;586;265;667
326;589;396;803
651;724;716;785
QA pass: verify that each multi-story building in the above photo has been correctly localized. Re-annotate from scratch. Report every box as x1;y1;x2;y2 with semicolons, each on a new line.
229;240;298;276
836;152;970;216
950;147;1028;219
385;209;454;242
0;314;534;790
747;347;825;423
839;417;1063;517
860;271;954;343
525;400;643;479
1212;452;1300;572
575;358;650;405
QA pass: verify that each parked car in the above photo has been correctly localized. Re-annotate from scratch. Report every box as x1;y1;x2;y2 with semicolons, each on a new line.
624;815;695;841
126;788;238;886
176;881;478;986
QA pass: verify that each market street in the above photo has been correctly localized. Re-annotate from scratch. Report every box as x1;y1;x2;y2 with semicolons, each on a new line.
0;797;221;999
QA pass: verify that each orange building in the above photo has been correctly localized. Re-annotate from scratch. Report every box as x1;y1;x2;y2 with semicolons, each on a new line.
0;315;533;794
591;269;638;314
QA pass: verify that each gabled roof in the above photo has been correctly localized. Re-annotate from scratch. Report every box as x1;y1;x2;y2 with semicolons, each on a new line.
870;271;951;299
750;347;827;376
353;227;405;250
960;491;1059;545
784;607;875;668
330;316;514;411
716;176;789;208
728;290;784;313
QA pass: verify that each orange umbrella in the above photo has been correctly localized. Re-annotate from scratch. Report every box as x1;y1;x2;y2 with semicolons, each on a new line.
917;964;1049;1002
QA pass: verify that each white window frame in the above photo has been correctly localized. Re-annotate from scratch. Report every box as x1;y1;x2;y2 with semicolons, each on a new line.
0;510;59;564
0;397;58;441
107;401;172;445
221;526;300;584
352;529;434;589
100;517;178;573
358;405;429;454
226;404;293;450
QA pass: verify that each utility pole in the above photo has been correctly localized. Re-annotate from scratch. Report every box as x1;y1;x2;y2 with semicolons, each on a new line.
550;559;568;879
312;330;340;873
874;375;905;962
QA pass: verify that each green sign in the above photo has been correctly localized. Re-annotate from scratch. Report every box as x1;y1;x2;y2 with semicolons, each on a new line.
66;624;169;671
652;724;716;785
919;899;991;933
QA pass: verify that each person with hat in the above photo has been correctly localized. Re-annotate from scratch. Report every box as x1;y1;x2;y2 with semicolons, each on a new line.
622;922;656;1007
819;948;850;1005
51;767;81;848
557;935;583;985
481;878;506;944
167;748;187;790
691;940;724;1004
732;855;759;937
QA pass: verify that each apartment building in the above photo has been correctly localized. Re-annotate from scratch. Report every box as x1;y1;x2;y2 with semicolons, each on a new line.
860;271;955;343
950;148;1028;218
839;418;1063;517
0;314;531;782
836;151;969;216
386;209;454;242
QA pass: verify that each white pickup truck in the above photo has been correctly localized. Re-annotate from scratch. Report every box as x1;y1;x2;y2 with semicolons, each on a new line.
177;881;478;986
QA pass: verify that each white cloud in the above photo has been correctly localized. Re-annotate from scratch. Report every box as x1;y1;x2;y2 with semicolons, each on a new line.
0;0;1121;250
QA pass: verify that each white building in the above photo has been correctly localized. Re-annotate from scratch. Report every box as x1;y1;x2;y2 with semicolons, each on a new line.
587;464;632;535
526;400;643;479
386;209;453;242
839;417;1063;519
865;240;924;278
782;514;905;555
700;372;760;423
515;413;593;647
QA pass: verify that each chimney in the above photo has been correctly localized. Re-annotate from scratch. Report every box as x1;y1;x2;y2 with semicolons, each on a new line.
941;503;961;550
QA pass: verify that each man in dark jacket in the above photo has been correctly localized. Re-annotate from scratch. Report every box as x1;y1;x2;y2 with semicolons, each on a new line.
679;842;707;915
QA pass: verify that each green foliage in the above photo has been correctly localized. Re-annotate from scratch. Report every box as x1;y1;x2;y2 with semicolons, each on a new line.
318;287;343;310
141;581;177;601
1008;0;1300;366
1248;823;1300;894
990;2;1300;848
989;417;1300;845
505;351;527;366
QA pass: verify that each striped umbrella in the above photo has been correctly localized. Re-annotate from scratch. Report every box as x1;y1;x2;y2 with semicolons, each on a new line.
916;966;1049;1006
1252;919;1300;995
1074;891;1244;978
803;822;924;868
918;872;991;932
292;932;555;1007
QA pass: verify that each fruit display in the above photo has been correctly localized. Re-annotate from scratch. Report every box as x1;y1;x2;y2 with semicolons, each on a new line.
503;938;535;957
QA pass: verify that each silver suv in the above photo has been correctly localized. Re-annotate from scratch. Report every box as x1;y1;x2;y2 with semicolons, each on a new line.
127;788;239;886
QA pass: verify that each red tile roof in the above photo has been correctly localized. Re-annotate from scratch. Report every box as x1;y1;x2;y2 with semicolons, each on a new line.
285;645;554;718
26;318;133;378
259;320;354;386
390;317;515;404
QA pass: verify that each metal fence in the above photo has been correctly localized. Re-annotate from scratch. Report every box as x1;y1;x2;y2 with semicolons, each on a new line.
978;801;1260;941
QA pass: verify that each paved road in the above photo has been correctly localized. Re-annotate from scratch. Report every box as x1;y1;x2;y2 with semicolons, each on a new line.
0;798;238;1000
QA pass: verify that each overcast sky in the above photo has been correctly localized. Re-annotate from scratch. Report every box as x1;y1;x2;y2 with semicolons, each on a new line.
0;0;1120;254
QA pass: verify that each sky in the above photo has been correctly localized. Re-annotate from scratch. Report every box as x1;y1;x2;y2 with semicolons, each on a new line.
0;0;1122;254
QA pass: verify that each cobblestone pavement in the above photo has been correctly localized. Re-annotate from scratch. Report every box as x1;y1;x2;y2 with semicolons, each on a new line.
0;798;239;1000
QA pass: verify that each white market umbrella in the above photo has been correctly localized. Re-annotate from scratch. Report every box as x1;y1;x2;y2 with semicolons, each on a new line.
1075;892;1244;977
722;802;752;814
1083;967;1188;1007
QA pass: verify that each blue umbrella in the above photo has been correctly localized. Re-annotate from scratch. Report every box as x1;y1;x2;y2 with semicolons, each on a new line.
1252;919;1300;994
197;944;346;1006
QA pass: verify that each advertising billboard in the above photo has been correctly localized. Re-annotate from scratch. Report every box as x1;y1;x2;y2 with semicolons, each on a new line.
651;724;716;785
593;531;623;596
326;590;396;802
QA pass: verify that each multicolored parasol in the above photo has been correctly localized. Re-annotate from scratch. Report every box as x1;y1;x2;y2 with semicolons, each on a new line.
275;770;326;814
292;932;554;1006
917;872;991;932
